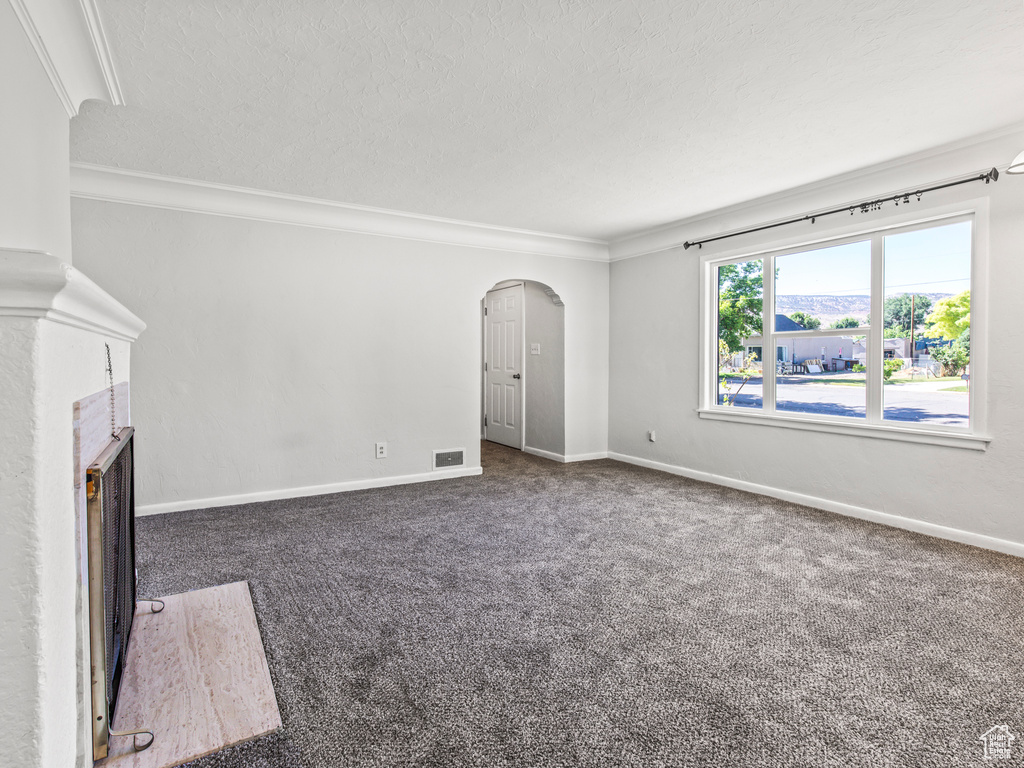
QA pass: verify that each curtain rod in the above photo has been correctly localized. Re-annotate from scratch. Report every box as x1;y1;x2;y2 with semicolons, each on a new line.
682;167;1000;250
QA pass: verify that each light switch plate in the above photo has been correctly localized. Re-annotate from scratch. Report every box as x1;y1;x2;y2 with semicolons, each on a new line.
530;343;541;355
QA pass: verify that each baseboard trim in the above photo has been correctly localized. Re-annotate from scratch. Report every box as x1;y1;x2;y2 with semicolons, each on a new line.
136;466;483;516
522;447;608;463
564;451;609;462
607;452;1024;559
523;447;566;463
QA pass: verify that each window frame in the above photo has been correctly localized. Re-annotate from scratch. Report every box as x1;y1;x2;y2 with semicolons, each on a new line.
699;198;990;451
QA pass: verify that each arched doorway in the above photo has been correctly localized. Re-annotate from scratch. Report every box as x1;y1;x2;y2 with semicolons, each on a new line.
482;280;565;459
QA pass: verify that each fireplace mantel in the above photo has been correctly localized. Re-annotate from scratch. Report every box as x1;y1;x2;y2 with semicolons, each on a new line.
0;248;145;341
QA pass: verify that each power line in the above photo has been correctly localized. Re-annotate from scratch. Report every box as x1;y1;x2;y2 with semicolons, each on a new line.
776;277;968;296
883;278;969;290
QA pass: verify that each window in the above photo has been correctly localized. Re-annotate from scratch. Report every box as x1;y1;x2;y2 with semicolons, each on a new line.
882;221;972;426
716;258;762;409
704;213;984;448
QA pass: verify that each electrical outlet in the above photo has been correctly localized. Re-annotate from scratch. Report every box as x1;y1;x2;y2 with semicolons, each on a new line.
375;441;387;459
648;430;656;442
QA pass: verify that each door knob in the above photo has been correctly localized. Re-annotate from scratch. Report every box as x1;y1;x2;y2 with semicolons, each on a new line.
513;373;521;379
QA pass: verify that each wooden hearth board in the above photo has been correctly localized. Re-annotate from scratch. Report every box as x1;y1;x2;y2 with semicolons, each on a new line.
99;581;282;768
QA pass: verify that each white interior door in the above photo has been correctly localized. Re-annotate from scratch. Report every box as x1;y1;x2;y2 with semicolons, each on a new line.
484;284;524;449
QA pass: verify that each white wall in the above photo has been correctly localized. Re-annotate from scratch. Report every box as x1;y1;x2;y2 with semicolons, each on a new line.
609;130;1024;552
71;200;609;512
0;0;71;262
524;281;566;457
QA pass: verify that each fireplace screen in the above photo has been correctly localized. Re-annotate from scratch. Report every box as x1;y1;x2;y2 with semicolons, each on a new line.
87;427;154;759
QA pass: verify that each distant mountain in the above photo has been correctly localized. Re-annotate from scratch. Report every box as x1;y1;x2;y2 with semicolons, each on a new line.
776;293;951;328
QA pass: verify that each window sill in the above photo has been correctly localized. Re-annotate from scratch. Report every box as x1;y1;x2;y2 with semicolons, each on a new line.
697;408;991;451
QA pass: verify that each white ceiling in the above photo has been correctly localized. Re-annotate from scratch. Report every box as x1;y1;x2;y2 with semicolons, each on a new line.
70;0;1024;241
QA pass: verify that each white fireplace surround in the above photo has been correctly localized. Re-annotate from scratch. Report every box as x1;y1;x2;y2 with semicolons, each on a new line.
0;249;143;767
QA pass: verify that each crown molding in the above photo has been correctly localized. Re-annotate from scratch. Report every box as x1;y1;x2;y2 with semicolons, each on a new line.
608;122;1024;262
0;248;145;341
70;163;611;261
8;0;124;117
77;0;123;106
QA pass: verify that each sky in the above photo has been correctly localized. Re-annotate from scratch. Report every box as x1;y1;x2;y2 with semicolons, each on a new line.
772;220;972;297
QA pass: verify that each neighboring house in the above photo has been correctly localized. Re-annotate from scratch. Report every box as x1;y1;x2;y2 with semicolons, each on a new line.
742;315;857;370
915;337;953;355
851;337;914;364
741;316;914;371
740;315;805;367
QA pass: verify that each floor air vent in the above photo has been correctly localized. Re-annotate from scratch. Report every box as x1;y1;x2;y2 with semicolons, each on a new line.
433;448;465;470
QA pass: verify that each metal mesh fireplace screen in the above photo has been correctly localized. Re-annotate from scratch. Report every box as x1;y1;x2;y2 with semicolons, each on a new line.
101;432;136;708
87;427;137;760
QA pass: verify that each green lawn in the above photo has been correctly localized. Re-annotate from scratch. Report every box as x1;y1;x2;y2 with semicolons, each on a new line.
939;385;969;392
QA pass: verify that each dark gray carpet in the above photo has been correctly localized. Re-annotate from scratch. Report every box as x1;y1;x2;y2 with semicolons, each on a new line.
136;442;1024;767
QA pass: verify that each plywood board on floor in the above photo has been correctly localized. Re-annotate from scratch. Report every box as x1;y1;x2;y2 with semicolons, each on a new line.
99;581;281;768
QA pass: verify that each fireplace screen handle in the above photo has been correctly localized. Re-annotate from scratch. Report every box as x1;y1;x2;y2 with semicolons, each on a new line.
109;726;155;752
139;597;165;614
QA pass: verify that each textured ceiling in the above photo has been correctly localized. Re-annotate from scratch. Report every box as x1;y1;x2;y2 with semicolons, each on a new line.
71;0;1024;240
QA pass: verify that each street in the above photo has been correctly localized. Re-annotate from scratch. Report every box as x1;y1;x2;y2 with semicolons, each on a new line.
719;376;968;427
